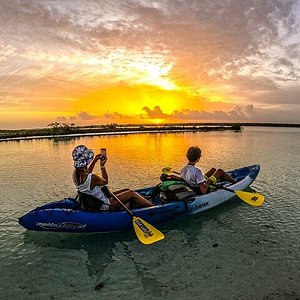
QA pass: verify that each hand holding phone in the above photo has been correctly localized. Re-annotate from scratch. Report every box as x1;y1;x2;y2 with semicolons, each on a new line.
100;148;107;161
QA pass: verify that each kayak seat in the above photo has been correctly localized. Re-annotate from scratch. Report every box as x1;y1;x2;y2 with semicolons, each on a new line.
75;192;105;211
159;184;196;204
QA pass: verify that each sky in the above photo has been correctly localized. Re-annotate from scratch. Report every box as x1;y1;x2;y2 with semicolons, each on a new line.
0;0;300;129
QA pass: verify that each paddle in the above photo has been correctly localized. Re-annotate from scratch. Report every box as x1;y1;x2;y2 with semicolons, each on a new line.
161;167;264;206
109;191;165;245
162;167;180;175
211;184;265;206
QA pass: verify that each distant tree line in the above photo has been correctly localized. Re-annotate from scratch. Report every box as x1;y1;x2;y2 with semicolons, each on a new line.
9;122;300;141
47;122;77;134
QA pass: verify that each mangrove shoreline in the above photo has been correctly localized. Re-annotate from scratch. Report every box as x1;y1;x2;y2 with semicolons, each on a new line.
1;122;299;142
0;123;242;142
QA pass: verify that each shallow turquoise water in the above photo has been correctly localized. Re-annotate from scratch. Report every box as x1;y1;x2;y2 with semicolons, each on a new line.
0;127;299;299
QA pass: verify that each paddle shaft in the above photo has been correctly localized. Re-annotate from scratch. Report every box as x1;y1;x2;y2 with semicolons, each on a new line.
109;191;134;217
214;184;236;193
164;168;235;192
164;169;234;190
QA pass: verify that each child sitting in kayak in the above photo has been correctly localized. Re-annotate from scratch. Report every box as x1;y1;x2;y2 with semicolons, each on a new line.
180;146;237;194
72;145;154;211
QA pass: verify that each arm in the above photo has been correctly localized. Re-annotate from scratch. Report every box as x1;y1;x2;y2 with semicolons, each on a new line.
99;160;108;184
198;180;211;194
92;173;108;186
198;177;217;194
193;168;215;194
87;154;101;173
91;154;108;186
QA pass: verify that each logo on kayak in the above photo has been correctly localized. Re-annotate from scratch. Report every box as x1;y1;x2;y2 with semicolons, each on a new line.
36;222;86;230
196;201;209;209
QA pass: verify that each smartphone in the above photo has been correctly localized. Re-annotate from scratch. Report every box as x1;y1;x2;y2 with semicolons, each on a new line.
100;148;106;160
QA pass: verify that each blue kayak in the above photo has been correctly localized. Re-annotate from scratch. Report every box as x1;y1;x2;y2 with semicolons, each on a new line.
19;165;261;233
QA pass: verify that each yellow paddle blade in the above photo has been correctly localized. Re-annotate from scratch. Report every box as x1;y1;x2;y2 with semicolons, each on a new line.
132;216;165;245
235;191;265;206
162;167;173;174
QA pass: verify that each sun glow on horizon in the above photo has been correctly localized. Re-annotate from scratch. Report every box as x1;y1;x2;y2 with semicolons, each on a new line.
74;82;191;117
1;34;239;128
153;118;164;124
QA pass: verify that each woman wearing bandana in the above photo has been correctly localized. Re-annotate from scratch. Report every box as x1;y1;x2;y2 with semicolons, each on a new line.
72;145;154;211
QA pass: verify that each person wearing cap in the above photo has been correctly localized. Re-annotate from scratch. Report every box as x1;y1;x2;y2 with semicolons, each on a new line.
72;145;154;211
180;146;236;194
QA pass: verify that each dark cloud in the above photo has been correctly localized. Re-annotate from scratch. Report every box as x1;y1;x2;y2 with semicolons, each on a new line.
142;106;169;118
276;58;294;68
171;105;257;121
103;112;129;119
75;111;98;120
285;42;300;59
140;103;300;123
141;104;255;121
56;116;67;122
250;86;300;105
58;111;100;123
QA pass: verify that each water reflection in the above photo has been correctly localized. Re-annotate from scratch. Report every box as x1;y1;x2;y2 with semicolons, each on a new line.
1;128;300;299
52;136;78;144
20;199;240;295
22;230;136;285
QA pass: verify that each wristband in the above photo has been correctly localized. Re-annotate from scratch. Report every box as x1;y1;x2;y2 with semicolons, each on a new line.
101;166;106;169
208;175;217;185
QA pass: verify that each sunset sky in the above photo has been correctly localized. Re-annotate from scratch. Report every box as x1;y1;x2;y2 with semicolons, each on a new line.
1;0;300;129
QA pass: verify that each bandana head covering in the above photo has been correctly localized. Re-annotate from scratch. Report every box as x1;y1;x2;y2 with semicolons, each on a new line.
72;145;94;168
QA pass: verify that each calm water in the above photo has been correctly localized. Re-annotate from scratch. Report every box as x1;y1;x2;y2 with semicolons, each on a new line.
0;127;299;300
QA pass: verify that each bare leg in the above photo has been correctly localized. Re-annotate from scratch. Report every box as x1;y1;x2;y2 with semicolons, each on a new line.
109;190;154;210
205;168;216;178
213;168;237;184
112;188;131;208
113;188;130;195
